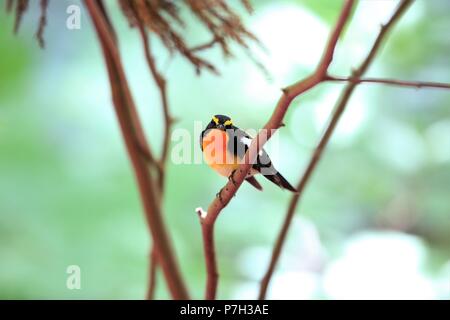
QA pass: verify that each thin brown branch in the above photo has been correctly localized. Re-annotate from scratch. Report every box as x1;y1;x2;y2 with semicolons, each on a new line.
13;0;29;34
131;2;172;191
196;0;355;300
85;0;189;300
190;37;221;52
97;1;162;299
96;0;116;41
326;75;450;90
146;247;158;300
6;0;14;12
35;0;49;48
133;12;166;301
131;1;179;297
258;0;414;300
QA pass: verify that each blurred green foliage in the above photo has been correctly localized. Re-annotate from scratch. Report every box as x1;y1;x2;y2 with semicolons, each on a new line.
0;0;449;299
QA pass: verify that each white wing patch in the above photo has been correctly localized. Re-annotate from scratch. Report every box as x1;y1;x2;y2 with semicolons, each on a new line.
240;136;252;146
240;136;264;156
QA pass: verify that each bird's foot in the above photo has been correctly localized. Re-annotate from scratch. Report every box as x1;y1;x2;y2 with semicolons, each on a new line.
216;188;224;204
228;170;238;187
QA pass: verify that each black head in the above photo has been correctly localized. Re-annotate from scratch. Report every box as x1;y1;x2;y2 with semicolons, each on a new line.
206;114;234;131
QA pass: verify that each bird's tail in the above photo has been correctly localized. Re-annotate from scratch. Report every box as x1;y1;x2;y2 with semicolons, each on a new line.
263;172;297;193
245;176;263;191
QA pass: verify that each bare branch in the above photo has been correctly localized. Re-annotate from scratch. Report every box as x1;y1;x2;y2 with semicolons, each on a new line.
197;0;356;300
190;36;221;52
36;0;49;49
258;0;414;300
326;75;450;90
198;208;219;300
85;0;189;300
13;0;29;34
130;1;180;297
146;247;158;300
118;0;258;75
129;2;174;190
6;0;14;12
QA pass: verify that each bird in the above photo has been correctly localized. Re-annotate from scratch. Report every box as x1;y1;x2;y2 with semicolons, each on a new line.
200;114;297;193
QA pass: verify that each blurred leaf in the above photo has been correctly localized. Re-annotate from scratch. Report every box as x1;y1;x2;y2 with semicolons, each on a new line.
0;13;32;97
297;0;348;24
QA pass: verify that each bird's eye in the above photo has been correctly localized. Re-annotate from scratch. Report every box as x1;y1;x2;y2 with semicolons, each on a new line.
212;116;219;125
224;120;232;126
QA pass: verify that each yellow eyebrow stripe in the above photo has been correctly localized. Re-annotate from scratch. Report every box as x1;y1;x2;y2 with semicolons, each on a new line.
212;116;219;125
224;120;232;126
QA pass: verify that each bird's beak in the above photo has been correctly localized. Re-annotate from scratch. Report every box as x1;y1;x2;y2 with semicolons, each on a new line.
217;124;225;130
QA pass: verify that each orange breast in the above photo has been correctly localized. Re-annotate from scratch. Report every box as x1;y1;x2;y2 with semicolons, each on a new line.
202;129;228;164
202;129;239;177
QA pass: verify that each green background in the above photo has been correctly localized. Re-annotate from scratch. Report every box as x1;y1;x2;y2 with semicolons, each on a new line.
0;0;449;299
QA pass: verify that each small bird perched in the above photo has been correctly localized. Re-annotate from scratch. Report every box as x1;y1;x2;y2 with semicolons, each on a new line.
200;114;297;193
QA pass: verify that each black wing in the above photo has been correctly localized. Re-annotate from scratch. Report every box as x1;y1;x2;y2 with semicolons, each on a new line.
228;126;297;192
227;126;251;160
227;126;277;175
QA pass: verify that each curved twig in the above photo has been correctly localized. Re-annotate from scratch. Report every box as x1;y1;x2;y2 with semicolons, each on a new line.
190;36;221;52
326;75;450;90
36;0;49;48
132;3;178;298
258;0;414;300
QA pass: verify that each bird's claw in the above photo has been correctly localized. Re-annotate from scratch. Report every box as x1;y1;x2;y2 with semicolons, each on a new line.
228;170;238;186
217;171;239;203
216;188;224;204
